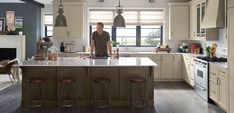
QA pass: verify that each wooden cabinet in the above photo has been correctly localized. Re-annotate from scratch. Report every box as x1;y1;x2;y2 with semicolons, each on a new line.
161;55;174;78
53;2;84;38
209;63;228;111
189;0;219;41
228;7;234;113
173;55;183;79
228;0;234;8
169;3;189;40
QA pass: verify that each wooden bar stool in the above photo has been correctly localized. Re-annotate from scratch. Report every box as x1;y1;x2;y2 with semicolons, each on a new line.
58;77;76;108
93;77;111;109
130;77;148;108
27;77;46;110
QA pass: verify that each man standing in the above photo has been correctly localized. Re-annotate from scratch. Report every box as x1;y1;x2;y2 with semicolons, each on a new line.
90;22;112;58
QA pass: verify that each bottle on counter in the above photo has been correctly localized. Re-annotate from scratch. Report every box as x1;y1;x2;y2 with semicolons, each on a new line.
116;47;119;59
60;42;65;52
112;50;116;59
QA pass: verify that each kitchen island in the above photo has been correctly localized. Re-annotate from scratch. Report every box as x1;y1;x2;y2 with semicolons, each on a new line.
19;57;157;107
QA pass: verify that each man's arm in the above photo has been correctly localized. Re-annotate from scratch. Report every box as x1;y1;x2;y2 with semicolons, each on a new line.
107;41;112;56
90;40;95;57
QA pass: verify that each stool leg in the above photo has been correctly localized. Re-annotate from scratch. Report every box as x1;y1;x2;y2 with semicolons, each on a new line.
130;82;133;107
39;83;44;108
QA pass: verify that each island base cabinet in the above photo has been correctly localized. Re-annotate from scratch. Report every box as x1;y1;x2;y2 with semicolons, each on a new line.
21;66;154;107
21;67;57;107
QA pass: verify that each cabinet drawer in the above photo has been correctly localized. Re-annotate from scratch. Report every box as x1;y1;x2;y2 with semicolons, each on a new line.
218;67;227;77
154;67;161;79
142;54;161;60
209;81;218;102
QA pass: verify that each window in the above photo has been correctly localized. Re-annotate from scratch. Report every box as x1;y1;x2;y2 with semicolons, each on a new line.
89;9;164;47
43;14;53;37
141;26;162;46
116;26;136;46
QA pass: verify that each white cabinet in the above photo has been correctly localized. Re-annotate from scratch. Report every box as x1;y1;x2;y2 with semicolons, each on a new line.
190;3;197;40
173;55;183;79
169;3;189;40
189;0;219;41
209;63;228;111
228;0;234;8
161;55;174;78
183;55;195;86
53;2;84;38
228;7;234;113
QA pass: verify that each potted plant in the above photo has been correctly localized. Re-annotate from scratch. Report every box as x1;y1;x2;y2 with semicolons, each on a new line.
111;41;120;47
205;46;210;57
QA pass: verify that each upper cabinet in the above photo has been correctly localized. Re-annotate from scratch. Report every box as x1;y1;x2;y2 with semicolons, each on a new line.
169;3;189;40
189;0;219;41
228;0;234;8
53;2;85;38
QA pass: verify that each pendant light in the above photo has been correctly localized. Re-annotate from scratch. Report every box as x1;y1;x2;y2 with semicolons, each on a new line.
55;0;67;27
113;0;125;27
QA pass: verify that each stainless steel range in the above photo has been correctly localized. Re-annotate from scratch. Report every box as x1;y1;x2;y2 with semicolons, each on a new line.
194;58;209;101
194;56;227;102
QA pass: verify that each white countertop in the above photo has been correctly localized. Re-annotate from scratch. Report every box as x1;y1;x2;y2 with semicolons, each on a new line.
19;57;157;67
209;62;228;69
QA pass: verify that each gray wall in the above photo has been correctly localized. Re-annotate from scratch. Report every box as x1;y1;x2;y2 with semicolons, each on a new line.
0;3;42;58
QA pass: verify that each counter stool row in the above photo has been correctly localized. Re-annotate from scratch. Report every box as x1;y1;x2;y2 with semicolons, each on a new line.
26;76;148;110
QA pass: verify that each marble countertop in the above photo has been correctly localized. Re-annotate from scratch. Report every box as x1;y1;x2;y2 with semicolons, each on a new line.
19;57;157;67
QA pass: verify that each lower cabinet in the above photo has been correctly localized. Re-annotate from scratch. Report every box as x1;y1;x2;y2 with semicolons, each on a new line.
161;55;174;79
183;55;195;86
209;63;228;111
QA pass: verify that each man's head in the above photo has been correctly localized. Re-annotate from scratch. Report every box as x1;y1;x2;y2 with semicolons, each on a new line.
96;22;104;33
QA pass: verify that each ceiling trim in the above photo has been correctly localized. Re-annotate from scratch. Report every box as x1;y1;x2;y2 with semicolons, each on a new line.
19;0;44;8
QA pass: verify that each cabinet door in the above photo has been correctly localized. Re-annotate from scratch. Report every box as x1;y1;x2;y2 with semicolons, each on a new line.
153;59;161;79
161;55;174;78
209;81;218;102
190;3;197;40
218;75;227;110
228;8;234;113
228;0;234;8
68;5;84;37
169;4;189;40
173;55;182;79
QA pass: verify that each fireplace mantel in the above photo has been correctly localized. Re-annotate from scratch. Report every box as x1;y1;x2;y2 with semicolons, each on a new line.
0;35;26;63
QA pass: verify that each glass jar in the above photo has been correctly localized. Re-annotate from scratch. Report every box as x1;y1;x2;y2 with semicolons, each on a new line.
47;45;59;61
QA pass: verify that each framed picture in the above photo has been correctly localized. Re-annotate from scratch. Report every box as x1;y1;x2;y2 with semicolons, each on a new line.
15;17;23;28
0;18;5;31
6;11;15;26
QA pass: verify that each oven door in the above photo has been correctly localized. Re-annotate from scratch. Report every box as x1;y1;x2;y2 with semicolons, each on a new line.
194;63;208;88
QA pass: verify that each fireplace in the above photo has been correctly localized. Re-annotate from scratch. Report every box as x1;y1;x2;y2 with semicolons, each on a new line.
0;48;17;61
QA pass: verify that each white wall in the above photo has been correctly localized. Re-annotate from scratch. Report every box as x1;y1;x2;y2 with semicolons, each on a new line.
85;0;189;52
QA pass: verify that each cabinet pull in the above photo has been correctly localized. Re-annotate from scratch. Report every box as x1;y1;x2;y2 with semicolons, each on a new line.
211;72;216;75
217;78;220;85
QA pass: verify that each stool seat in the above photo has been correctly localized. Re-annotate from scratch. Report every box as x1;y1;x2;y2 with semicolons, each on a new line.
29;77;46;84
94;77;111;84
130;77;146;83
59;77;76;84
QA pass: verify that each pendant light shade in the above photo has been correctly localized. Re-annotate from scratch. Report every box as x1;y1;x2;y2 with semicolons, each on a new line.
113;0;125;27
55;0;67;27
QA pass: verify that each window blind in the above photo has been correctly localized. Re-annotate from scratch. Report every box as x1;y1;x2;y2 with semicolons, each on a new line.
89;9;164;26
44;14;53;26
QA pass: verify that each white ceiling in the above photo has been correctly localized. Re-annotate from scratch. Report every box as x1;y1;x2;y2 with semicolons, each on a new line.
0;0;53;4
34;0;53;4
0;0;25;3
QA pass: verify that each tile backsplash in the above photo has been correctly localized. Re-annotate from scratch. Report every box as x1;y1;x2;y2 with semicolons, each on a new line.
52;37;88;52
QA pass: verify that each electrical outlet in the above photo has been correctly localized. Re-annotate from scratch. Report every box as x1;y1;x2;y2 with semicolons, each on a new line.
220;47;228;55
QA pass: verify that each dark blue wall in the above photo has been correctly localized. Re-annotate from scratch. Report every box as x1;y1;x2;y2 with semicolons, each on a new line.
0;3;42;58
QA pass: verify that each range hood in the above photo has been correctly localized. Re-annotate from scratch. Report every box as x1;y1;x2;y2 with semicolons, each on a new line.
201;0;225;29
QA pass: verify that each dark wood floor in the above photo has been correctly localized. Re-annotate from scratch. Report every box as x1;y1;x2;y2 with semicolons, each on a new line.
0;81;226;113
